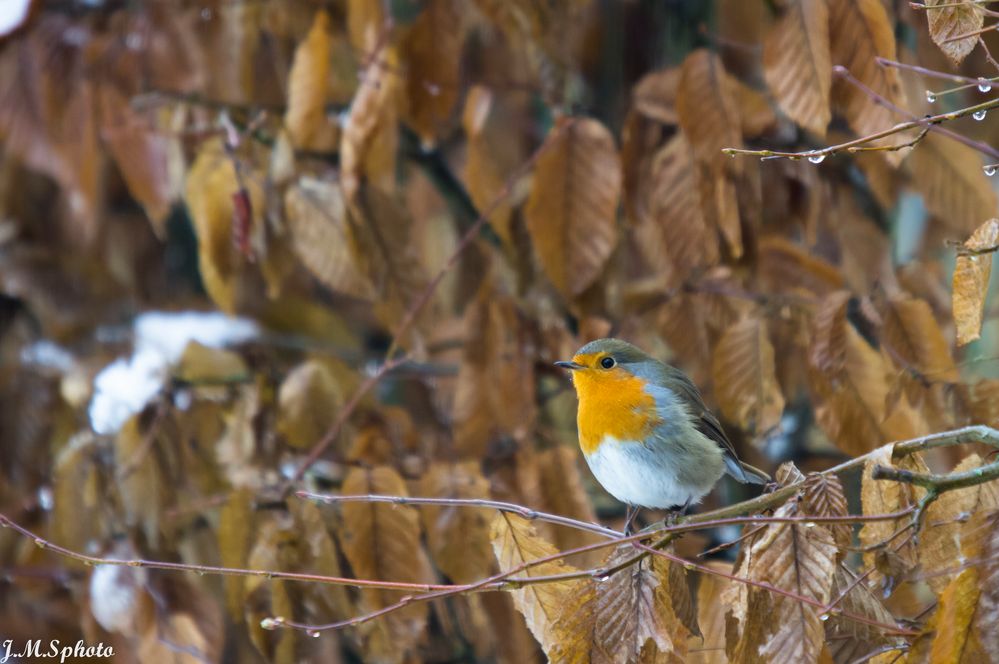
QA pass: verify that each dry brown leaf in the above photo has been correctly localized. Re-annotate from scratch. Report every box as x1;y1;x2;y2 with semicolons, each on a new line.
402;0;464;144
953;219;999;345
758;236;845;298
908;133;998;234
810;324;891;457
284;177;375;300
537;446;602;561
732;500;838;664
829;0;908;159
524;116;621;298
418;461;494;583
676;49;743;257
859;444;928;590
341;466;433;664
452;285;536;457
925;0;982;65
490;512;588;654
919;454;997;593
632;67;680;125
965;511;999;659
802;473;853;554
174;341;248;384
290;498;353;624
633;132;720;284
340;45;400;199
276;359;344;450
677;49;742;173
711;315;785;434
99;85;173;230
824;565;902;664
688;561;731;664
763;0;832;137
284;9;333;150
550;544;692;663
881;296;958;382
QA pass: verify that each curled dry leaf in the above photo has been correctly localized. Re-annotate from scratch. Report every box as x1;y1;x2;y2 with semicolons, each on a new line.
711;315;785;435
524;116;621;298
928;567;982;663
953;219;999;346
925;0;983;65
631;67;680;125
550;544;693;663
829;0;908;160
757;236;845;298
284;9;334;151
907;133;998;234
418;461;494;584
401;0;465;145
687;561;731;664
762;0;831;137
490;512;588;654
341;466;433;664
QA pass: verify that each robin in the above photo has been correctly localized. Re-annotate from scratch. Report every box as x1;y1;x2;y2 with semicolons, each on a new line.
556;338;770;532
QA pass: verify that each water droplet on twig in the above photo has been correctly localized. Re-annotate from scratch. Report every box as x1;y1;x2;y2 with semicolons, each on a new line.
984;165;997;176
979;78;993;93
973;109;987;121
926;90;937;103
807;155;825;164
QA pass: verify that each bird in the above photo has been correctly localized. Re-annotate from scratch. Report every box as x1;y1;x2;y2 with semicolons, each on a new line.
555;338;770;533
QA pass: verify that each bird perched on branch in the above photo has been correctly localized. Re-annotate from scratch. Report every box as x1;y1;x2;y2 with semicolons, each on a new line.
556;338;770;533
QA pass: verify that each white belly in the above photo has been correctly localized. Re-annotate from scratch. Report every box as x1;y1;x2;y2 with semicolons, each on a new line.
583;436;724;509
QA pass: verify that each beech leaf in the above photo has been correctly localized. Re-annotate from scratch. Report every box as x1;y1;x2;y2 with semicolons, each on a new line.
953;219;999;345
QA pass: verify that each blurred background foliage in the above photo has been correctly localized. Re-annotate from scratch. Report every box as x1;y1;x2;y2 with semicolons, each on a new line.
2;0;999;662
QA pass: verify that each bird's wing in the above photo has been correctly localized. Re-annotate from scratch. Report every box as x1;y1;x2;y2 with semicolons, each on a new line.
660;365;750;483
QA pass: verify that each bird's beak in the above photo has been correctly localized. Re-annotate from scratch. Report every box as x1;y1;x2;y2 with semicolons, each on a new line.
554;360;585;371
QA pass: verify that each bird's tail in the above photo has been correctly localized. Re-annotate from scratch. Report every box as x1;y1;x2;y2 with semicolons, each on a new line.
725;459;771;485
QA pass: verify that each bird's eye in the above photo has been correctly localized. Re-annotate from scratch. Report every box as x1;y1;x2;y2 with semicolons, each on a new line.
600;356;615;369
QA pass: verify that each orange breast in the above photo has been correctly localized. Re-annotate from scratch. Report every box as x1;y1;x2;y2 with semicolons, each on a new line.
572;367;662;455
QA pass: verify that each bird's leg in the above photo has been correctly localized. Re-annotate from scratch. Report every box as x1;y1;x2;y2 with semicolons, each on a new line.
666;496;694;526
623;505;639;536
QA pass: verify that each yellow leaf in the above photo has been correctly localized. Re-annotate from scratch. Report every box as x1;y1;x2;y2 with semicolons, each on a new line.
524;116;621;298
276;359;344;450
763;0;832;137
712;315;785;434
217;487;253;620
174;341;248;385
285;9;333;150
284;177;375;300
490;512;587;654
925;0;983;65
929;567;980;664
953;219;999;345
402;0;465;145
966;511;999;659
